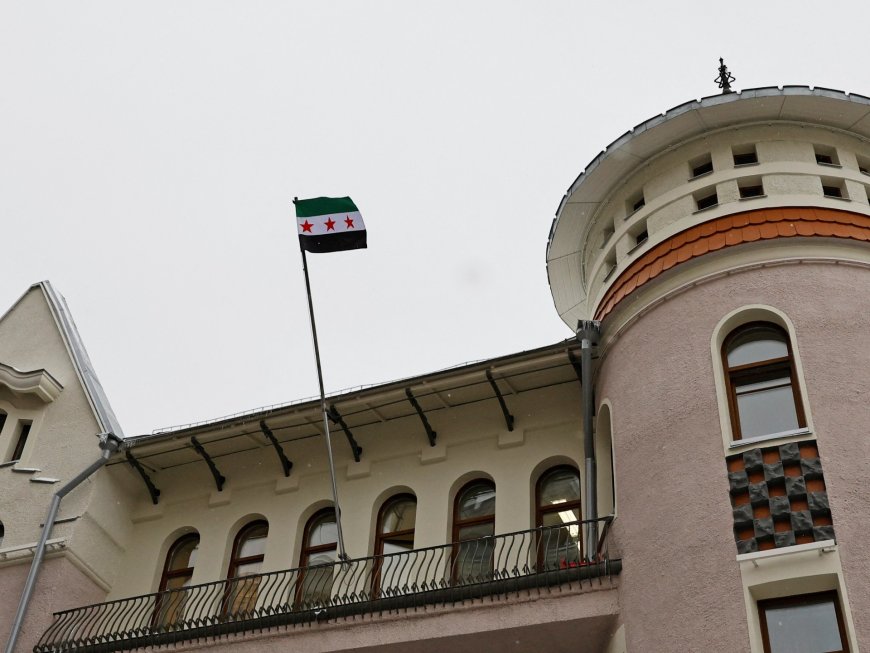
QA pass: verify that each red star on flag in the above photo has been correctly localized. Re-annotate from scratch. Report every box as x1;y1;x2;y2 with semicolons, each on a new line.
301;220;313;233
345;215;355;229
324;218;336;231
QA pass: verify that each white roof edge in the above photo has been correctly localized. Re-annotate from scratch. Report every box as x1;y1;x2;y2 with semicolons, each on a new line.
37;281;125;438
547;85;870;256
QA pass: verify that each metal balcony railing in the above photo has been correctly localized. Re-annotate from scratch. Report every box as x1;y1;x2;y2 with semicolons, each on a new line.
35;517;619;652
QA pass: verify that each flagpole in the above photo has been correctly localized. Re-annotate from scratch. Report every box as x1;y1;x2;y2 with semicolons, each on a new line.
299;243;349;561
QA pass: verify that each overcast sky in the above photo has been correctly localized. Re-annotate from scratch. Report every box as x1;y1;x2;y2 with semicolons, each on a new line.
2;1;868;436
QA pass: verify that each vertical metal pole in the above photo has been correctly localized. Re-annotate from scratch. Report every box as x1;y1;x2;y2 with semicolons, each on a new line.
577;320;600;562
300;246;348;561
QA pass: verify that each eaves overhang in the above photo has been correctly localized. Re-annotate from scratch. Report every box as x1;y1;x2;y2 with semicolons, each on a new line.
118;339;584;471
546;85;870;322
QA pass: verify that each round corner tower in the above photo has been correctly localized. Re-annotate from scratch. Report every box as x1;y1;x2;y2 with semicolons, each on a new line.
547;87;870;652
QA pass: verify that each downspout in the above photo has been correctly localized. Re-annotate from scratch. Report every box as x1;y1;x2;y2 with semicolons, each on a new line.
577;320;600;562
5;432;123;653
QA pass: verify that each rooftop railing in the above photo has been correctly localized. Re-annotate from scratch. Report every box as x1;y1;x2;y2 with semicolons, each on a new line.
35;517;619;653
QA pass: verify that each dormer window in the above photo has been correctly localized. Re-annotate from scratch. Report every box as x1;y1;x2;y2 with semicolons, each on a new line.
626;191;645;216
739;176;765;199
733;144;759;166
695;188;719;211
690;154;714;179
814;145;840;166
821;178;847;199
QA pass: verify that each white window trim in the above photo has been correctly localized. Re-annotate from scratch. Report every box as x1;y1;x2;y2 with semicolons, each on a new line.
738;541;857;653
710;305;815;454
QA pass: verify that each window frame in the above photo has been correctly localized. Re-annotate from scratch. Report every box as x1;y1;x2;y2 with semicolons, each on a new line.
721;321;806;441
296;507;338;606
535;465;583;569
153;533;199;626
758;590;850;653
451;479;496;583
10;421;31;462
224;519;268;616
372;493;416;597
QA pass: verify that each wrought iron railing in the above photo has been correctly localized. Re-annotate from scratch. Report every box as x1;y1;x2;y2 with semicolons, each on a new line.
35;517;619;652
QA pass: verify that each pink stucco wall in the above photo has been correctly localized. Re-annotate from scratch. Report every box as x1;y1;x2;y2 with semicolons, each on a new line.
0;555;107;652
138;585;619;653
598;261;870;652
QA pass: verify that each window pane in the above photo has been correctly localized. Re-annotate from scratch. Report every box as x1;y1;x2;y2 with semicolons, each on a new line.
380;499;416;534
238;525;268;558
382;531;414;555
309;515;338;547
226;576;261;616
539;468;581;506
454;524;495;583
736;384;800;438
542;508;580;527
764;599;843;653
299;562;334;605
539;514;581;570
457;483;495;519
169;538;198;571
727;328;788;367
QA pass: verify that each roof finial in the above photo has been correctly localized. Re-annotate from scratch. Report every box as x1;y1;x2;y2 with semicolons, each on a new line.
715;57;736;94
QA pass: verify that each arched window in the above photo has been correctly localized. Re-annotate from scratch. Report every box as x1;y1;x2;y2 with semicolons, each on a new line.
723;322;806;440
536;466;582;569
225;520;268;616
297;508;337;606
452;479;495;583
373;494;416;596
153;533;199;626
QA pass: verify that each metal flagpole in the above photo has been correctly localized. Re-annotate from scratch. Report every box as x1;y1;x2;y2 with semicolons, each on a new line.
299;244;349;561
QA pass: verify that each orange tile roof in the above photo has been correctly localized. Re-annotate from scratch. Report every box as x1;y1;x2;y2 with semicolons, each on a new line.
595;207;870;320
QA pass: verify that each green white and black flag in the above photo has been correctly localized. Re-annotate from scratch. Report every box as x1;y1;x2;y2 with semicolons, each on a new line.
294;196;367;253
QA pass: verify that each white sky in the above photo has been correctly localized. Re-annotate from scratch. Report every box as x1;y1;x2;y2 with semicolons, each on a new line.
2;1;868;436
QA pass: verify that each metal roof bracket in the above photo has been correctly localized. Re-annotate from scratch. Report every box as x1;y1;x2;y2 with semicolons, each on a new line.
567;350;583;386
327;405;362;462
405;388;437;447
259;420;293;477
485;370;515;432
190;437;226;491
125;451;161;505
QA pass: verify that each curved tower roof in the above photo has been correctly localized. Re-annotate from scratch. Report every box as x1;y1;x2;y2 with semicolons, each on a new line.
546;86;870;328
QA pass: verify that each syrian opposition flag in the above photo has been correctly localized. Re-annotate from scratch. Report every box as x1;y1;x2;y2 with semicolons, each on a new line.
294;196;367;253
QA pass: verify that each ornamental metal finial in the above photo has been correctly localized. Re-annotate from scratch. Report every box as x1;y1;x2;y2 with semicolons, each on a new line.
715;57;736;94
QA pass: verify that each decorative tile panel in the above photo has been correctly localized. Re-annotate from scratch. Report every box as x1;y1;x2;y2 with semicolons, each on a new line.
726;440;834;554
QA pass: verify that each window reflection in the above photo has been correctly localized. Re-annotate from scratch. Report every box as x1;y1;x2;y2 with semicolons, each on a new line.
373;495;417;597
723;322;805;440
452;480;495;583
297;509;337;607
155;533;199;627
225;521;268;617
536;466;582;569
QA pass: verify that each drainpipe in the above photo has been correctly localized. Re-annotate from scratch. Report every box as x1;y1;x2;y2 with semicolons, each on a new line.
5;432;123;653
577;320;600;562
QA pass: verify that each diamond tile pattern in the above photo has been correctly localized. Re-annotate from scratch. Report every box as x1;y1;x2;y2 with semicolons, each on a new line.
596;207;870;319
726;440;834;554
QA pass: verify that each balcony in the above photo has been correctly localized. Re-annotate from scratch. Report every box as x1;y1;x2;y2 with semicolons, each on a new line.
36;517;620;653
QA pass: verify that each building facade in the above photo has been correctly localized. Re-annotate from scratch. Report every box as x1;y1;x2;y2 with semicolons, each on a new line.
2;85;869;653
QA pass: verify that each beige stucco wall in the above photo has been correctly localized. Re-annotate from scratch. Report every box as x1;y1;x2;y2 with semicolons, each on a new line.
105;381;591;600
597;258;870;651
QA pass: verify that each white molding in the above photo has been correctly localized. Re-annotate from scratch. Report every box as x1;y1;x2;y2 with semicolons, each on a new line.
0;361;62;402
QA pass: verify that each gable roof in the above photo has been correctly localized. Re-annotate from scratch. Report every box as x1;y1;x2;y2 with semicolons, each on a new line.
0;281;125;438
